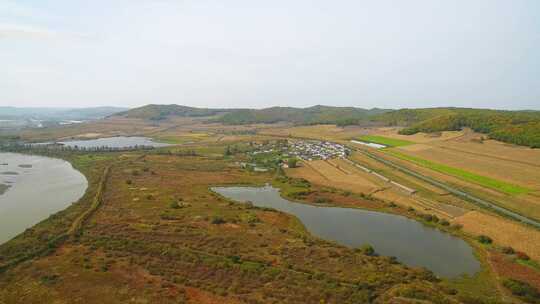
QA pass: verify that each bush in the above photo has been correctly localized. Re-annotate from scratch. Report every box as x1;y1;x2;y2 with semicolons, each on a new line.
440;220;450;226
503;279;540;303
501;246;515;254
516;251;530;261
357;244;375;256
126;180;132;185
451;223;463;230
477;235;493;244
169;201;180;209
314;197;330;204
229;255;241;264
288;158;298;168
211;216;226;224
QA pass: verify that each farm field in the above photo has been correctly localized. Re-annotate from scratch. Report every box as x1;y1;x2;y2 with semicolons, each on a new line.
393;143;540;191
363;127;465;144
285;159;380;194
375;148;540;222
384;149;531;195
259;124;367;142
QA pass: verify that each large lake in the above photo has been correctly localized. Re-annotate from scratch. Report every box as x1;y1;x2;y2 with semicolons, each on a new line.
58;136;170;149
212;186;480;278
0;153;87;244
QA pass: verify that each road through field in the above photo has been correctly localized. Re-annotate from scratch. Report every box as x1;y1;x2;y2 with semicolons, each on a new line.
348;149;540;229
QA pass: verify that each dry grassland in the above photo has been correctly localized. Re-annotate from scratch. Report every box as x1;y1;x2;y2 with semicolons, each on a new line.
454;211;540;261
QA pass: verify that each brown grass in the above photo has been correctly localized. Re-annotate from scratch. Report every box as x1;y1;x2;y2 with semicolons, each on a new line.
489;251;540;290
454;211;540;261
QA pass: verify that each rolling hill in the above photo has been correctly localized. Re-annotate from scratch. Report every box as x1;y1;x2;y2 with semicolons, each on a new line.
116;104;540;148
112;104;230;121
215;105;390;125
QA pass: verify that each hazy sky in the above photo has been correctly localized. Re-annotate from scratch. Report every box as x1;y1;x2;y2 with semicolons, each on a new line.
1;0;539;109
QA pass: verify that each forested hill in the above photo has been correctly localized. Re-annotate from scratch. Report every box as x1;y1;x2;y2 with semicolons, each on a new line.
215;105;390;125
375;108;540;148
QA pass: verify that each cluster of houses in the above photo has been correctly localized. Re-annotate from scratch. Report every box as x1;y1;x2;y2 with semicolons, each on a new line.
247;139;350;162
288;140;349;161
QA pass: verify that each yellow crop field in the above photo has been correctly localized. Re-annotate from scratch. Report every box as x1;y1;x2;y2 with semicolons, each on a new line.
286;160;379;194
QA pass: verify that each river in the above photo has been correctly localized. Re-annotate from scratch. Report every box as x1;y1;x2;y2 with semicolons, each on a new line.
0;153;87;244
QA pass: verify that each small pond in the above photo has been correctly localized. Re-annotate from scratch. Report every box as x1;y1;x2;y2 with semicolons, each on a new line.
212;185;480;278
0;153;88;244
57;136;170;149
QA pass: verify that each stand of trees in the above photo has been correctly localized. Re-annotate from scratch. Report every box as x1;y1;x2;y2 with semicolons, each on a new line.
394;109;540;148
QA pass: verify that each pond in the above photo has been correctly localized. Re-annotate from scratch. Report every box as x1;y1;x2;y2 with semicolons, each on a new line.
0;153;88;244
212;185;480;278
57;136;170;149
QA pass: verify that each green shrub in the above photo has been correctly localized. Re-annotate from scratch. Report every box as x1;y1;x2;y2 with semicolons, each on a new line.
357;244;375;256
211;216;226;224
501;246;515;254
477;235;493;244
503;279;540;303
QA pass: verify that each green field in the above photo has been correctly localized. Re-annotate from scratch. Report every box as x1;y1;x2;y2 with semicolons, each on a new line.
357;135;415;147
385;149;530;195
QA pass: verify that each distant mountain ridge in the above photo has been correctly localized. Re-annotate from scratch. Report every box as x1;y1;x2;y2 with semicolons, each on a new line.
0;106;127;120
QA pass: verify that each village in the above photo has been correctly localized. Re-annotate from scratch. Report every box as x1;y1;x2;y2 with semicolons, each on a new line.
240;139;350;171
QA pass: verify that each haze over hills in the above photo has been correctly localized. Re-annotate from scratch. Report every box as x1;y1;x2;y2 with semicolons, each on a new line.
0;106;128;121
